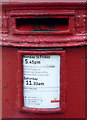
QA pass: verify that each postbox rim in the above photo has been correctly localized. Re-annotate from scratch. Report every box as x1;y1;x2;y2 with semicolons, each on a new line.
2;1;87;9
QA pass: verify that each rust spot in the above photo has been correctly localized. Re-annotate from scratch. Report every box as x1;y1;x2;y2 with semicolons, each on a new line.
4;83;8;89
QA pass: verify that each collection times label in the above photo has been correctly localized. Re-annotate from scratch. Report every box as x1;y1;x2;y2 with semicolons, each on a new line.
23;55;60;109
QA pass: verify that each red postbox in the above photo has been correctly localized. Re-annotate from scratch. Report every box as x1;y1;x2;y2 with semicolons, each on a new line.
1;1;86;119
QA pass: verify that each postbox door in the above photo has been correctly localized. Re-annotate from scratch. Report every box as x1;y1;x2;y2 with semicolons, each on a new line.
17;50;66;113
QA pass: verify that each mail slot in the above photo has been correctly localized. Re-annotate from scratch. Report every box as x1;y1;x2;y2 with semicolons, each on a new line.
16;17;69;31
13;17;72;34
11;15;74;34
1;1;86;119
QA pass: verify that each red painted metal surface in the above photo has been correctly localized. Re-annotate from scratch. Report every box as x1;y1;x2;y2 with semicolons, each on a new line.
1;1;86;119
86;47;87;118
1;2;87;47
2;47;85;118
